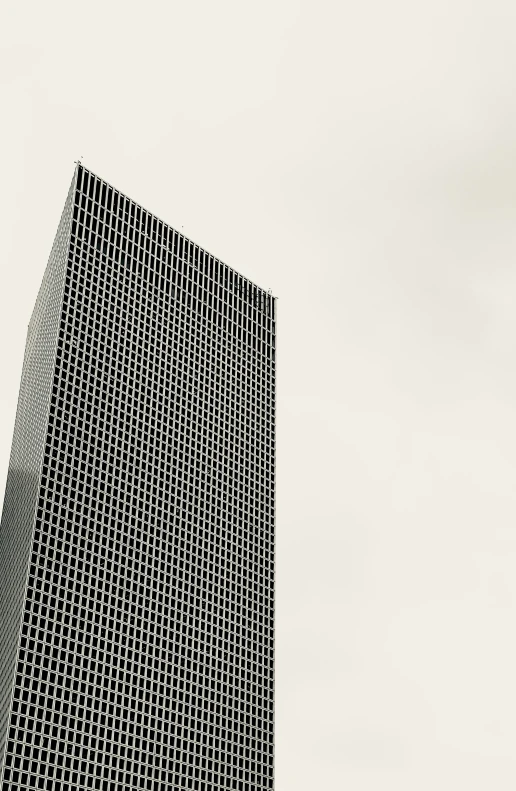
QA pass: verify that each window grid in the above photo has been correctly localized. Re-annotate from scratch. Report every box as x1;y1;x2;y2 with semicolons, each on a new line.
0;165;276;791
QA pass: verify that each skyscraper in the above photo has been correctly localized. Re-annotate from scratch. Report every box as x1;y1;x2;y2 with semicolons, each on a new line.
0;164;276;791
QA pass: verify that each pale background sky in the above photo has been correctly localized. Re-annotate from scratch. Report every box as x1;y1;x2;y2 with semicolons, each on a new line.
2;1;516;788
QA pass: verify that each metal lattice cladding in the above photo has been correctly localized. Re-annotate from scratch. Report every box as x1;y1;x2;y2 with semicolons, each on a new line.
0;164;276;791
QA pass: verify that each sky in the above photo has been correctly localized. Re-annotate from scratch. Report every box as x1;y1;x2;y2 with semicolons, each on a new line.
2;0;516;788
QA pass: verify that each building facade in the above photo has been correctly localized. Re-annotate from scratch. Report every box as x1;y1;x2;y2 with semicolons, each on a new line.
0;165;276;791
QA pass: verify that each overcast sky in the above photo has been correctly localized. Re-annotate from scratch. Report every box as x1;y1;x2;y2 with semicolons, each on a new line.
2;1;516;788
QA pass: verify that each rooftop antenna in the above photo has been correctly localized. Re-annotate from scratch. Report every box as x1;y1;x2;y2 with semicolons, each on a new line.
73;155;84;166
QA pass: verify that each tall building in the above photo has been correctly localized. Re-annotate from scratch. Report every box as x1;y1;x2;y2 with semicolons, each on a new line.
0;164;276;791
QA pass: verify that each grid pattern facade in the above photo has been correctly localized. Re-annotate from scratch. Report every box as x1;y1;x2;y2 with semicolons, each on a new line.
0;164;276;791
0;176;75;771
